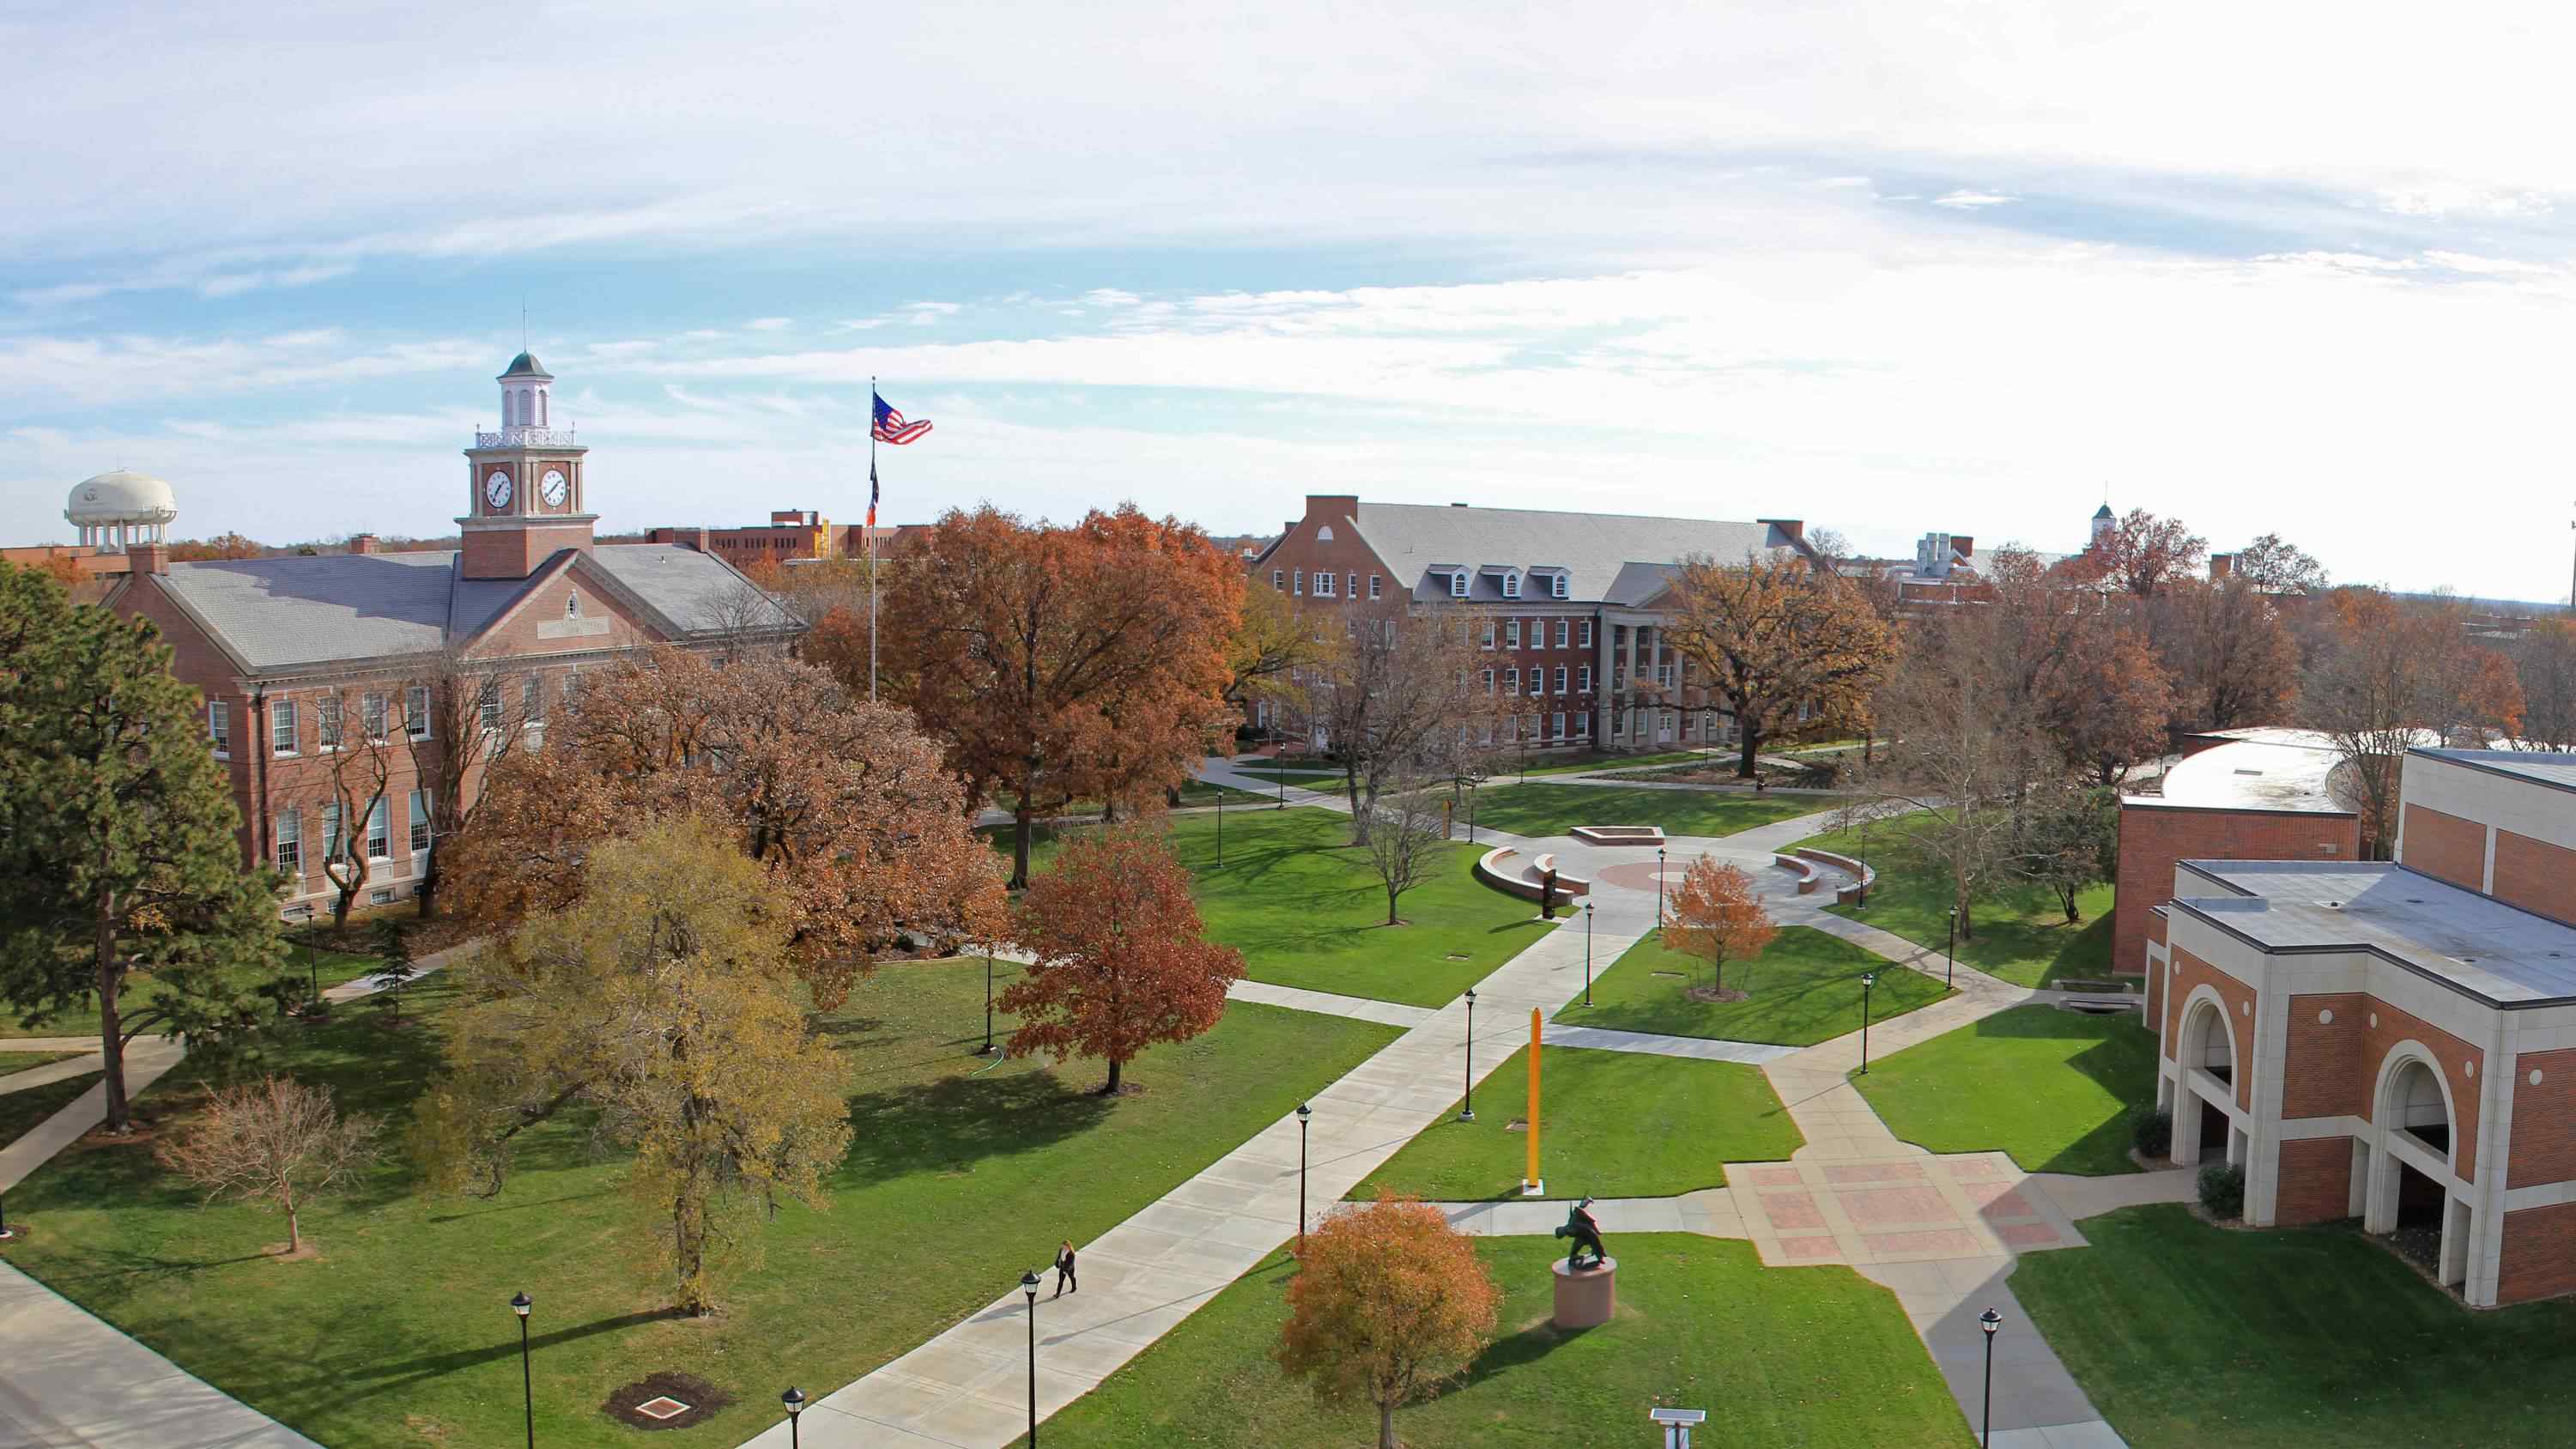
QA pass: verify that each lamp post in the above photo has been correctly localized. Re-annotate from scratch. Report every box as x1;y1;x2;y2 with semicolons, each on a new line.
1979;1307;2003;1446
1459;989;1478;1122
1468;779;1479;845
510;1291;533;1449
1295;1103;1312;1246
1276;759;1286;810
1215;783;1224;866
1656;847;1668;931
979;947;997;1056
1945;906;1958;989
1858;973;1876;1075
1568;900;1591;1009
0;1190;15;1241
1021;1270;1043;1446
781;1387;805;1449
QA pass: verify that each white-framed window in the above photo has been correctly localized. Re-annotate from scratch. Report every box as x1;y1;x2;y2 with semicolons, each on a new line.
1614;664;1627;690
208;700;230;758
1551;574;1569;599
369;887;396;906
1504;667;1520;694
566;591;581;619
1481;621;1496;650
1368;575;1381;599
1317;524;1335;542
405;685;431;741
1554;620;1570;648
477;679;502;732
524;674;543;724
1575;712;1591;739
1448;571;1468;598
1272;569;1285;591
1552;711;1567;739
1479;721;1496;745
1505;620;1521;649
317;695;342;752
361;691;388;742
321;802;343;862
1294;569;1305;596
1554;666;1568;694
1578;664;1592;693
1658;664;1676;688
1347;573;1358;597
1315;571;1336;597
1482;669;1494;694
1579;619;1594;647
1501;573;1520;599
366;798;390;860
270;699;298;756
409;788;432;853
1528;670;1544;697
275;809;301;872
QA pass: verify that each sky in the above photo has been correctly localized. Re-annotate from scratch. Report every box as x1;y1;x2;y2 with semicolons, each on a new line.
9;1;2576;598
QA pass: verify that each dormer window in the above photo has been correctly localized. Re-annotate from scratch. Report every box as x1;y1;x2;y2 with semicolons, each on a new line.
1551;574;1569;599
1501;573;1521;599
1448;571;1469;598
1317;524;1335;542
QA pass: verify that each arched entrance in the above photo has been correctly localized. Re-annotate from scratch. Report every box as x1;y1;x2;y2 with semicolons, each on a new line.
2171;995;2246;1167
2364;1046;2470;1289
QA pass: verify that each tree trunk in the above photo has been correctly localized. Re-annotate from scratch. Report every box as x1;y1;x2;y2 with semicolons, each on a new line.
1386;885;1401;928
94;879;130;1134
1378;1398;1396;1449
1737;725;1762;779
1012;804;1034;889
416;840;442;918
1101;1057;1123;1095
283;1190;301;1255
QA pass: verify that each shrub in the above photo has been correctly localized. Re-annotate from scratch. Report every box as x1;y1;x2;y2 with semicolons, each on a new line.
2197;1161;2246;1219
2129;1106;2173;1159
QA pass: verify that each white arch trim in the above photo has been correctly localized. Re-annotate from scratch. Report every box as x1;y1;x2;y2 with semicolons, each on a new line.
2372;1038;2464;1173
2176;984;2240;1088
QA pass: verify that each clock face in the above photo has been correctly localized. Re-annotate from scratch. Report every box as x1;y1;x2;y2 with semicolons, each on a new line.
540;469;568;508
483;470;513;510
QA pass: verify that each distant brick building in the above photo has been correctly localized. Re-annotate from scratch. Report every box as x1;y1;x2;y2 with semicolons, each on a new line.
2148;748;2576;1306
94;352;797;917
1246;494;1826;755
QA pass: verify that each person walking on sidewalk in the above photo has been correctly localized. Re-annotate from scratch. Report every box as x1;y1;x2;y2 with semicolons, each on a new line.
1053;1240;1077;1297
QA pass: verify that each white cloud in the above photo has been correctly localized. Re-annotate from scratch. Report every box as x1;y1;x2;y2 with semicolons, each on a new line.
1930;190;2015;209
747;316;793;330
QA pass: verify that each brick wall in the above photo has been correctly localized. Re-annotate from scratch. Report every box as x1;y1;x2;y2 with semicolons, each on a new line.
2163;947;2257;1109
2494;829;2576;925
2282;992;2371;1119
2497;1202;2576;1304
2113;804;2359;978
2400;803;2486;892
2274;1137;2355;1225
2511;1047;2576;1187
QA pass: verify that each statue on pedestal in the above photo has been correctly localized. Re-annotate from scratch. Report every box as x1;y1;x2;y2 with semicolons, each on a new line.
1555;1196;1606;1270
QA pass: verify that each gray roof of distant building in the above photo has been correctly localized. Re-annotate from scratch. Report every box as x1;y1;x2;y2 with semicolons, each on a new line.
2175;858;2576;1006
1342;502;1805;604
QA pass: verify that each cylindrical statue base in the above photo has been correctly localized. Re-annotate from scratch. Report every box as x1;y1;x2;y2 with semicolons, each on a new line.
1550;1255;1616;1329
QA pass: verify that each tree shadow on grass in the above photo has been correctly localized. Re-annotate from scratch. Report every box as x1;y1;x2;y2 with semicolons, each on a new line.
833;1070;1116;1189
1453;1317;1596;1391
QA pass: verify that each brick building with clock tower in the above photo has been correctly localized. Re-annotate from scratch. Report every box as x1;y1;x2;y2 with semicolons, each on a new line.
94;351;802;919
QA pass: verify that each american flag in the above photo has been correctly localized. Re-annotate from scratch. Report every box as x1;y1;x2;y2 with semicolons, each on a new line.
872;391;932;445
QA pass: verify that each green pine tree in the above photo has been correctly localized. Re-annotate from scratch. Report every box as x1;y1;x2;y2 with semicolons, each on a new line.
0;562;293;1131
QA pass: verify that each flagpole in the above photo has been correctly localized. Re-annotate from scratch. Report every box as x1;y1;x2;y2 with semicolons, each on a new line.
869;375;879;704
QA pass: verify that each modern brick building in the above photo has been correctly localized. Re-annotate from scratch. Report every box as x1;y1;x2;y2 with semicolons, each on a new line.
2119;728;2361;989
1246;494;1827;755
2147;748;2576;1306
94;352;798;917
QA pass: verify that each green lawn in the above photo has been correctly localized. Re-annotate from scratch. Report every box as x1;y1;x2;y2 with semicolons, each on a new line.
0;1070;101;1149
1;943;381;1040
999;807;1549;1007
0;1050;86;1076
1789;819;2116;989
1030;1234;1971;1447
1350;1045;1802;1201
1852;1004;2156;1175
2016;1203;2576;1446
2;957;1401;1448
1552;926;1951;1046
1467;783;1834;841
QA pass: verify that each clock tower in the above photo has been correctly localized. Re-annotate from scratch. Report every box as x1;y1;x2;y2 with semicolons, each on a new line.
459;351;597;579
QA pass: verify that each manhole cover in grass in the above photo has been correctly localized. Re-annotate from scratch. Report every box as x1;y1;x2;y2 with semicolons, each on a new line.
1506;1119;1529;1132
1446;953;1472;961
603;1372;732;1430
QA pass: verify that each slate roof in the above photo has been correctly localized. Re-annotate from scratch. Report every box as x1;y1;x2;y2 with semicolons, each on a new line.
1341;502;1806;604
500;351;550;379
153;543;792;674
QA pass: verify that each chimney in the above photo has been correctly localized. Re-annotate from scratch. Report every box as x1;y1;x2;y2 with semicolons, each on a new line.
348;533;380;555
2209;553;2234;581
1949;535;1974;562
127;542;168;575
1761;518;1806;542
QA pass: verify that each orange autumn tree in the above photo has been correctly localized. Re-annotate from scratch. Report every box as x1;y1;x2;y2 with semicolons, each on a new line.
445;645;1004;1007
1662;855;1778;997
1276;1190;1500;1449
884;503;1240;887
999;823;1245;1094
1664;553;1897;778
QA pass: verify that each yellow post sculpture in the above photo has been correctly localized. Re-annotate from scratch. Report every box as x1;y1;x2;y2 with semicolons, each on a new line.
1523;1007;1544;1196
